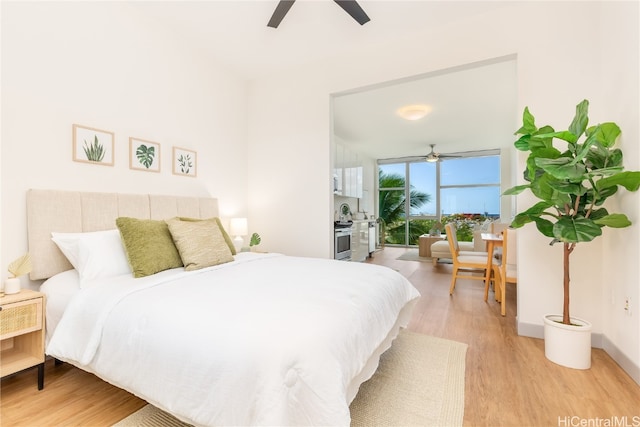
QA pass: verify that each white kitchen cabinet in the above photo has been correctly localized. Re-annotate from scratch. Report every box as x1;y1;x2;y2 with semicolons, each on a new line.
351;220;373;262
334;143;363;198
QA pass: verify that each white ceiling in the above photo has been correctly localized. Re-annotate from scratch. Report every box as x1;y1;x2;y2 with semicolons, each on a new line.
333;58;517;160
132;1;518;160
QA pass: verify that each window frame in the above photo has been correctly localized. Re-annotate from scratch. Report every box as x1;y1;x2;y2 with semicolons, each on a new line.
377;149;500;246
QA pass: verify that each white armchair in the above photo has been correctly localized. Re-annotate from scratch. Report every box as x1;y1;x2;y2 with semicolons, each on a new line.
430;221;510;265
430;229;486;265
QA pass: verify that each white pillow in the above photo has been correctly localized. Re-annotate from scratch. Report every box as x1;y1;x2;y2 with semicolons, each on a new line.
51;229;131;286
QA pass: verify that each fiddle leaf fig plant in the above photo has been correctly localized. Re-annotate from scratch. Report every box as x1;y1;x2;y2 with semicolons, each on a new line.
504;100;640;325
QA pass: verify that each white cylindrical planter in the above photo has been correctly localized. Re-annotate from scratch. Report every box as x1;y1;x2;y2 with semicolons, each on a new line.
543;314;592;370
4;277;21;295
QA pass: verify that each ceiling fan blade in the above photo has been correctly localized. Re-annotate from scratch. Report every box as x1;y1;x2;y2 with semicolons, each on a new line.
267;0;296;28
333;0;370;25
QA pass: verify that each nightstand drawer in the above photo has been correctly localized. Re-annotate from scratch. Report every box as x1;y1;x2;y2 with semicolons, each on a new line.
0;298;44;340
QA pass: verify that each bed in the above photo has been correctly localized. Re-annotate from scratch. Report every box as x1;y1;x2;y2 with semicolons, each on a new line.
27;189;420;426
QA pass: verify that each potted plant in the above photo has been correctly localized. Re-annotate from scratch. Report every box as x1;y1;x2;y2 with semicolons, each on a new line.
429;221;443;236
249;233;262;251
504;99;640;369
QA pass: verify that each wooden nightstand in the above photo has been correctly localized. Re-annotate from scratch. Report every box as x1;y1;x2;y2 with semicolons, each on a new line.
0;289;46;390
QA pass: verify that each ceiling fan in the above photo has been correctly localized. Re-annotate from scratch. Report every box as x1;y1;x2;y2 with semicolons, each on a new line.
424;144;460;162
267;0;371;28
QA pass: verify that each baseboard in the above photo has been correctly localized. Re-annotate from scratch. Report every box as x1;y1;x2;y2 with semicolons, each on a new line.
602;335;640;386
517;320;603;347
517;319;639;386
516;319;544;339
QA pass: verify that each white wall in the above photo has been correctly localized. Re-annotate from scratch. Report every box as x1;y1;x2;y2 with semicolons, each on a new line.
598;2;640;380
247;2;639;380
1;2;249;288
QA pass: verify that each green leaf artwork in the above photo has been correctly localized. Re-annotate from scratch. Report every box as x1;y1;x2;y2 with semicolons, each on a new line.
136;144;156;168
178;154;192;174
83;135;105;162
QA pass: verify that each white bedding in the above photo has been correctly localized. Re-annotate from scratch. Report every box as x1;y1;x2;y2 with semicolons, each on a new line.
46;252;420;426
40;269;81;346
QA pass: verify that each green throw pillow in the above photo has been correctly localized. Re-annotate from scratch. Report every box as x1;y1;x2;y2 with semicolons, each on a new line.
166;217;234;271
116;217;183;278
177;217;237;256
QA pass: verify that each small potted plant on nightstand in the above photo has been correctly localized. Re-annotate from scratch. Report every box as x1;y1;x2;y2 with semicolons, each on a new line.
249;233;262;252
504;99;640;369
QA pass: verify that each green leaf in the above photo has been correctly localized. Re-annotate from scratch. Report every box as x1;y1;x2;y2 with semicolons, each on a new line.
568;99;589;138
530;146;562;159
596;171;640;192
510;212;533;228
535;130;578;144
250;233;261;246
514;135;531;151
553;217;602;243
571;132;598;165
510;203;556;238
525;155;539;182
515;106;537;135
591;122;621;148
529;126;555;148
606;149;623;168
520;200;555;215
586;144;623;169
535;157;586;181
546;180;586;195
585;185;618;206
533;217;555;238
530;173;573;207
502;184;530;196
593;213;632;228
588;207;609;221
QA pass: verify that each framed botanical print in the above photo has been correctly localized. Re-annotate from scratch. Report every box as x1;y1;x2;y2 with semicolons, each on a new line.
129;137;161;172
72;124;114;166
172;146;197;177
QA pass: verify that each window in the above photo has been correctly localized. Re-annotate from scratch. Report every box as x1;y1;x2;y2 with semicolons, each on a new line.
440;156;500;217
378;151;500;246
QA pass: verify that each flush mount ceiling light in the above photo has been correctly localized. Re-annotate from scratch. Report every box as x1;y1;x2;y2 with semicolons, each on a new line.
396;104;432;121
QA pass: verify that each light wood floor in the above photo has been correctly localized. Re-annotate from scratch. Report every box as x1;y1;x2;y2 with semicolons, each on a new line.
2;247;639;426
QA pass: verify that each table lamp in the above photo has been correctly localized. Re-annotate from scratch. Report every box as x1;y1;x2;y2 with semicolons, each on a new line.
229;217;248;250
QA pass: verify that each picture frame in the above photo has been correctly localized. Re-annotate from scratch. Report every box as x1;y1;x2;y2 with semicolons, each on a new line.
72;124;114;166
129;137;161;173
172;146;197;177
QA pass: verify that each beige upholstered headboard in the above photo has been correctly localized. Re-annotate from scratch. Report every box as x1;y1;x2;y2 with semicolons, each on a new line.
26;189;219;280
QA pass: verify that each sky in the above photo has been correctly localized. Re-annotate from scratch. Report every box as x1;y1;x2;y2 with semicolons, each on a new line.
380;155;501;217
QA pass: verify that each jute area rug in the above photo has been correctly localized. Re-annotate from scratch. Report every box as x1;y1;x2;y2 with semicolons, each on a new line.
396;249;452;264
113;330;467;427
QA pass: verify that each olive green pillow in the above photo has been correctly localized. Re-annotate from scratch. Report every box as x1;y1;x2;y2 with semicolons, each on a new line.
116;217;183;278
177;217;236;256
166;217;234;271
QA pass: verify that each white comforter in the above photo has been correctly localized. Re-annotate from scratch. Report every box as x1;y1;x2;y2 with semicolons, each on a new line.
47;253;420;426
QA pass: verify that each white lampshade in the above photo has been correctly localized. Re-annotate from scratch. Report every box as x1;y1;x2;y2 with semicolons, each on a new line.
229;218;248;236
229;218;248;250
